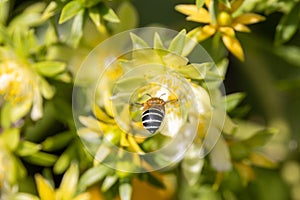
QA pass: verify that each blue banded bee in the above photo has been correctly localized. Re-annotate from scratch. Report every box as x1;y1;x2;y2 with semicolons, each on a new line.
136;94;177;134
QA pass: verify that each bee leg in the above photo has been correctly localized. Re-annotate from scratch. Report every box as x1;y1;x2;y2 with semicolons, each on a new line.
165;99;178;104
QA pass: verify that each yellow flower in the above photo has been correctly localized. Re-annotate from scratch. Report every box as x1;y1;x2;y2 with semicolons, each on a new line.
175;0;265;61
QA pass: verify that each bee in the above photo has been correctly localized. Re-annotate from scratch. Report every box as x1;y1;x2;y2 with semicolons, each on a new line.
134;94;178;134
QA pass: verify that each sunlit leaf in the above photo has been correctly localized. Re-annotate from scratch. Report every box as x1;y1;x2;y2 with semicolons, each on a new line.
209;0;218;25
168;29;186;55
53;144;76;174
24;152;57;167
67;10;84;48
88;6;101;29
130;33;149;49
59;1;83;24
275;4;300;45
16;141;41;156
111;1;138;33
42;131;73;151
100;3;120;23
119;182;132;200
13;193;40;200
250;152;277;168
58;163;78;200
101;174;118;192
243;128;276;147
274;45;300;68
210;135;232;171
196;0;205;9
2;128;20;151
42;1;58;20
225;92;246;112
153;32;165;50
0;0;9;24
33;61;66;77
78;165;111;192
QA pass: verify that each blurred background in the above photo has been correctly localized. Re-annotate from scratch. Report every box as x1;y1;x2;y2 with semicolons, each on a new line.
0;0;300;199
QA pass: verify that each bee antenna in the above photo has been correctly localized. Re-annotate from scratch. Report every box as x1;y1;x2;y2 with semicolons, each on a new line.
145;93;152;98
159;93;166;98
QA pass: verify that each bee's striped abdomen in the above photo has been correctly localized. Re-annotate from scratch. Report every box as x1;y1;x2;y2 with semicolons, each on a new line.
142;108;164;134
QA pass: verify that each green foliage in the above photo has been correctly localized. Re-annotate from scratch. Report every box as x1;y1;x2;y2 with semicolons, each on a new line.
0;0;299;199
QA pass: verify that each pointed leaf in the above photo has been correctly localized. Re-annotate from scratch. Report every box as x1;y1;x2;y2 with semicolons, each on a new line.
16;141;41;156
59;163;79;200
13;193;40;200
210;135;232;171
53;144;76;174
67;10;84;48
59;1;83;24
33;61;66;77
2;128;20;151
225;92;246;112
42;1;58;20
99;3;120;23
168;29;186;55
88;6;101;28
154;32;165;49
130;33;149;49
101;175;118;192
275;4;300;45
42;131;73;151
243;128;276;147
24;152;57;167
78;165;111;192
119;183;132;200
196;0;205;9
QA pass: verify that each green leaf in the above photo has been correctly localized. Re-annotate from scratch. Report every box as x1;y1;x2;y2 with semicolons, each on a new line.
114;76;148;92
23;152;57;167
210;135;232;171
78;165;111;192
0;0;9;24
175;63;211;80
225;92;246;112
101;175;118;192
274;45;300;68
59;163;79;200
218;0;231;8
33;61;66;77
196;0;205;9
67;10;84;48
154;32;165;49
42;131;73;151
1;102;12;129
209;0;218;25
2;128;20;151
168;29;186;55
59;1;83;24
130;33;149;49
275;3;300;45
13;193;40;200
119;182;132;200
42;1;58;20
89;6;101;28
53;144;76;174
243;128;276;148
111;1;138;33
16;141;41;156
99;3;120;23
145;173;165;189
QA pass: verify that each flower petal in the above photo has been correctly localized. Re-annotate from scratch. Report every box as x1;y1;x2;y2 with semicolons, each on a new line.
187;25;216;42
234;13;265;25
175;4;211;23
222;34;245;61
231;0;244;13
232;23;251;32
